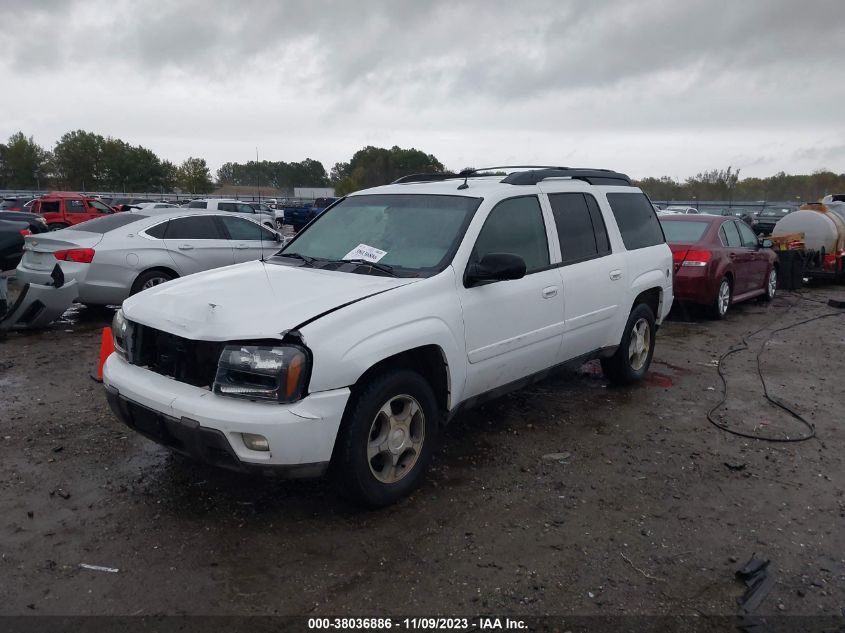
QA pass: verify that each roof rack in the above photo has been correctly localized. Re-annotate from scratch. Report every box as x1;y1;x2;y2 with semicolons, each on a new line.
391;166;633;188
500;168;632;186
391;173;459;184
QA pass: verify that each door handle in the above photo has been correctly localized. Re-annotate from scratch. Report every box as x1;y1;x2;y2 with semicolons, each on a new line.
178;244;194;250
729;253;736;260
542;286;558;299
235;244;249;249
609;270;622;281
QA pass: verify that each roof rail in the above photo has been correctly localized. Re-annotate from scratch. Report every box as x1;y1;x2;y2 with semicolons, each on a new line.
392;166;633;187
501;168;632;186
391;173;458;184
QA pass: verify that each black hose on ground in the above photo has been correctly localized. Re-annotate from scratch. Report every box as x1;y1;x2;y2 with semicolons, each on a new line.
706;294;844;443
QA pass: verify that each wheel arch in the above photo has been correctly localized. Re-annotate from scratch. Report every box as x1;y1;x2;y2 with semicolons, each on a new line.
130;266;179;294
349;345;451;420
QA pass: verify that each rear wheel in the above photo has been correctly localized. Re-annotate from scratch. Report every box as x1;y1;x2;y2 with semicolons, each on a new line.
601;303;656;385
48;223;69;231
709;276;731;319
762;268;777;301
333;369;439;507
130;269;175;295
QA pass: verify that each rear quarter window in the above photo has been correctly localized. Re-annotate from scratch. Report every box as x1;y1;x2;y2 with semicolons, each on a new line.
606;193;665;250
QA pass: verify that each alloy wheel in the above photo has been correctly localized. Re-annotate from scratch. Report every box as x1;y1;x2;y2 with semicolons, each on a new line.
367;394;425;484
628;317;651;371
718;280;731;316
141;276;169;290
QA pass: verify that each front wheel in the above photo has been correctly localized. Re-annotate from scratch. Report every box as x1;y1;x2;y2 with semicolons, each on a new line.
601;303;656;385
333;370;439;507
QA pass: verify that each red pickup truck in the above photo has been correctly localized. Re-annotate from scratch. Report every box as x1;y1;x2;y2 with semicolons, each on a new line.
30;193;115;230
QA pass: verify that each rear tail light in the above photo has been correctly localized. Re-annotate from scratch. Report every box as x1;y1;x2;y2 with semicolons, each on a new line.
54;248;95;263
681;249;711;267
19;229;31;237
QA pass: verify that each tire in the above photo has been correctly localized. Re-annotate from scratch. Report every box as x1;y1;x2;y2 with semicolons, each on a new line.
761;268;777;301
709;276;732;320
601;303;656;385
333;369;440;508
48;223;69;231
130;269;175;295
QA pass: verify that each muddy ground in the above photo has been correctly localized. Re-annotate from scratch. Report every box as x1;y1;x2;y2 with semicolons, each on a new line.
1;278;843;623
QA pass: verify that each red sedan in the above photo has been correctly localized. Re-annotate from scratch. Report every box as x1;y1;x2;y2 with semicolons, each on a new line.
659;214;778;319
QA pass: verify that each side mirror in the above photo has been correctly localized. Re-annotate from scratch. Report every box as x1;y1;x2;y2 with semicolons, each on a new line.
274;232;282;243
761;239;773;248
465;253;526;287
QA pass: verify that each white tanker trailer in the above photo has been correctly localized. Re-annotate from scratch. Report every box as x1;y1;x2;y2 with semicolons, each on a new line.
772;195;845;283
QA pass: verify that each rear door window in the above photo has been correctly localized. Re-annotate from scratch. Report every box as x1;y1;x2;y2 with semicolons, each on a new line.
721;221;743;247
164;216;224;239
605;193;665;250
548;193;610;264
186;200;207;209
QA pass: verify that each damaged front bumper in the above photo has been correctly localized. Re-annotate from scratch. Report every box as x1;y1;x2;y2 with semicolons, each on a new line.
102;353;350;477
0;278;78;331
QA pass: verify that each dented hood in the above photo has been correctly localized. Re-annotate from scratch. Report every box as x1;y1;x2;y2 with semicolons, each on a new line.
121;261;418;340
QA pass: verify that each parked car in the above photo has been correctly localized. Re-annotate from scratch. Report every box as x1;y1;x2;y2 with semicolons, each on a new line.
16;210;282;306
249;201;275;214
661;206;699;215
110;197;152;212
0;197;35;212
131;202;179;210
0;211;49;234
29;192;115;230
284;197;340;232
103;166;673;506
660;214;778;319
753;207;794;236
0;217;33;272
185;198;275;229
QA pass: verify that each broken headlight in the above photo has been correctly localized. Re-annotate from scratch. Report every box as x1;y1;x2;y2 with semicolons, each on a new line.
213;345;308;403
112;308;130;360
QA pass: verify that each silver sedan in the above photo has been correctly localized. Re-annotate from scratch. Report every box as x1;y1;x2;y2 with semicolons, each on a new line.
15;210;283;306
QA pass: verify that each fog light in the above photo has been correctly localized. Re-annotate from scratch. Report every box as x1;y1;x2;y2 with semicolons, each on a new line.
242;433;270;452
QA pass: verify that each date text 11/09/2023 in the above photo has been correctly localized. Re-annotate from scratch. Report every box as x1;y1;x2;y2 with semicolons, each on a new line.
307;617;528;630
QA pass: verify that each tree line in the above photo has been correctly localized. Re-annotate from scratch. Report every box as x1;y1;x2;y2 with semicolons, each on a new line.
635;166;845;203
1;130;842;201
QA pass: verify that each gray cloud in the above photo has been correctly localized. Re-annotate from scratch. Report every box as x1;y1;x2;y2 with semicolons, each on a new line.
0;0;843;177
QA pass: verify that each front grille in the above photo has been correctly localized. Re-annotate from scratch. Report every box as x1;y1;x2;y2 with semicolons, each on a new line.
127;322;225;388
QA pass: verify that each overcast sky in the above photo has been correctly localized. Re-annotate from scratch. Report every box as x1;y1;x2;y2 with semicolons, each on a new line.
1;0;843;180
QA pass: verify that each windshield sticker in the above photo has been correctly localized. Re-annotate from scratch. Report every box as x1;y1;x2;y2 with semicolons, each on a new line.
343;243;387;263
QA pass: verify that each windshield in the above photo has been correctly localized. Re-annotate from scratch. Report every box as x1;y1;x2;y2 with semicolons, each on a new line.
659;220;710;242
278;194;482;276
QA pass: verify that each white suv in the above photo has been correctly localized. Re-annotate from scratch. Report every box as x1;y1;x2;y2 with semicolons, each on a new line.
104;167;673;506
185;198;276;229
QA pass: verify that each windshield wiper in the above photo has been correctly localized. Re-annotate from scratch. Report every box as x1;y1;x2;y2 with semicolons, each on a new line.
336;259;398;277
279;252;318;266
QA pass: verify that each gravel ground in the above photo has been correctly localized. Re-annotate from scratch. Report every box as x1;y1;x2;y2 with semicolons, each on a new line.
1;280;843;622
